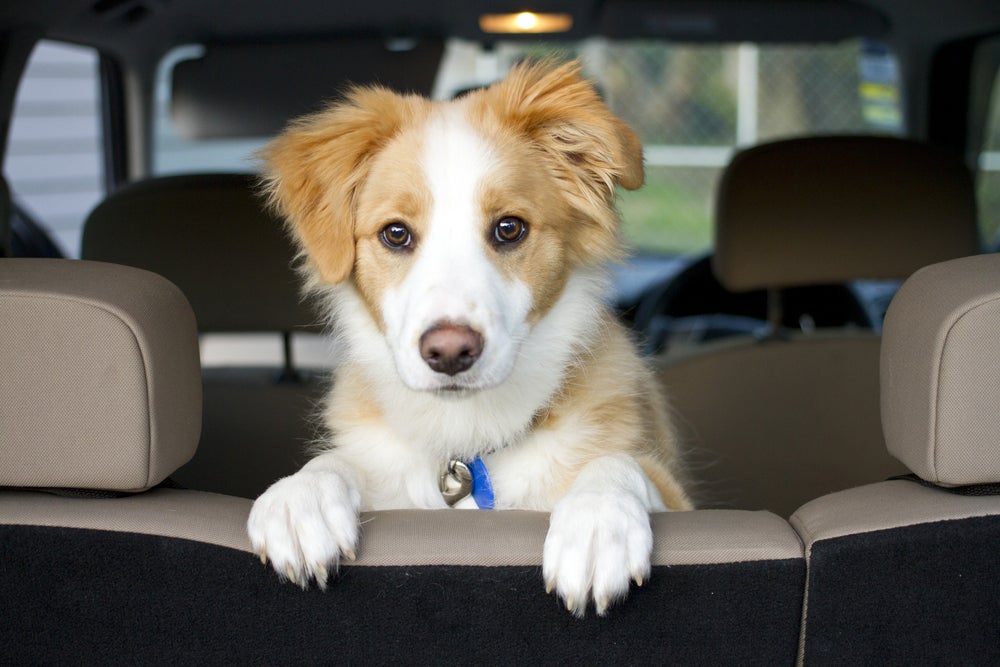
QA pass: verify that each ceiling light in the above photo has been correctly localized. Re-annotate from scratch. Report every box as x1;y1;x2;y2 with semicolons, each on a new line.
479;12;574;34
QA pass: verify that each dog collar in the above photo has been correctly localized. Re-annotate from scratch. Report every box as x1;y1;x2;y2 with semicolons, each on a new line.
439;457;494;509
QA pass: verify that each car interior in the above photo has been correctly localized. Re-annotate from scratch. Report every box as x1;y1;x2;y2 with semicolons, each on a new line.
1;0;999;663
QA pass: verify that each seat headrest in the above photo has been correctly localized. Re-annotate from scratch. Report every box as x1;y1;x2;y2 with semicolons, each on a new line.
0;259;201;492
713;136;980;292
881;253;1000;486
82;173;318;333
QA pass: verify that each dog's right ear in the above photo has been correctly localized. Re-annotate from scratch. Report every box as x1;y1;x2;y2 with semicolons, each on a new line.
260;87;422;284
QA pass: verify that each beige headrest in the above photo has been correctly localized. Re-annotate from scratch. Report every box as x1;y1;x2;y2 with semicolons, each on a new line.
881;253;1000;486
82;174;318;332
0;259;201;491
713;136;980;292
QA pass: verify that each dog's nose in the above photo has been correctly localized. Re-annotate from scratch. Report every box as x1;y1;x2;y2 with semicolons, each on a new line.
419;323;483;376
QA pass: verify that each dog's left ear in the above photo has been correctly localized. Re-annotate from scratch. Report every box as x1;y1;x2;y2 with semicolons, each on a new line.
477;59;644;261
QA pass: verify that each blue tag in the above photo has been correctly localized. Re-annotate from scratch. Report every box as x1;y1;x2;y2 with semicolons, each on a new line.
468;457;495;510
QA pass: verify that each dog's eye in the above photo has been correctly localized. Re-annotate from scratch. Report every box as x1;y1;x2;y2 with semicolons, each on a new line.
380;222;413;250
492;217;528;247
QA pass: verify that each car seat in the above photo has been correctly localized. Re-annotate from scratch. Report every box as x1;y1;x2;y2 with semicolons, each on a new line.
791;253;1000;663
656;136;980;515
81;173;326;497
0;258;807;663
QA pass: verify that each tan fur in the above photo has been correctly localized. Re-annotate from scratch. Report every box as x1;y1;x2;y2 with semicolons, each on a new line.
260;88;431;285
467;60;643;268
532;312;692;510
262;60;644;318
350;123;433;330
262;59;690;512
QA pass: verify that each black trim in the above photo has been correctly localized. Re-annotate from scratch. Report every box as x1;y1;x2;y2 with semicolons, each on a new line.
2;525;804;664
10;201;64;258
890;473;1000;497
926;33;991;157
804;515;1000;665
3;476;185;499
99;53;128;191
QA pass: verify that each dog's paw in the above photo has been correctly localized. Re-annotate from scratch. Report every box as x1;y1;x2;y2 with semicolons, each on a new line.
542;488;653;618
247;468;361;590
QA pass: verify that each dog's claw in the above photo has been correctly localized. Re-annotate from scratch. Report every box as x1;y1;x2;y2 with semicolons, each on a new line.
285;564;296;584
316;564;329;590
596;596;609;616
345;548;356;562
259;552;268;566
634;574;644;587
545;582;553;595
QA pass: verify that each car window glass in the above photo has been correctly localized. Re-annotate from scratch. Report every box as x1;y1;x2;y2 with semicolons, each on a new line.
4;40;104;257
153;45;270;176
153;38;902;256
977;64;1000;250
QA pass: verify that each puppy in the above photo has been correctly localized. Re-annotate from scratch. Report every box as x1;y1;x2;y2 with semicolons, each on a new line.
247;60;692;617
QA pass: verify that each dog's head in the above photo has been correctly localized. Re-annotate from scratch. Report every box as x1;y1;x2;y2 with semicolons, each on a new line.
262;60;643;393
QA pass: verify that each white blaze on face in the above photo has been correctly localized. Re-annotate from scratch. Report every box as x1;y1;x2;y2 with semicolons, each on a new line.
380;110;533;393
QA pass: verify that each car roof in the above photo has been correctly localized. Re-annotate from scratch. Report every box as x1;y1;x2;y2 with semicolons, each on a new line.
4;1;999;60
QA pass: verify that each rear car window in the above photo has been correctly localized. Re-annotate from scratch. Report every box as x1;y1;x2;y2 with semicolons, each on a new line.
977;57;1000;250
153;38;902;256
4;40;104;257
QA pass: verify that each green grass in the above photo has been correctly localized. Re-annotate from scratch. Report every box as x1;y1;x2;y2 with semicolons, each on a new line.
617;167;719;255
621;167;1000;255
978;172;1000;248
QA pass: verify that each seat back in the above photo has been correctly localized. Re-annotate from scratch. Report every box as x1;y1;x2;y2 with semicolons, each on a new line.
659;136;980;515
791;254;1000;664
659;332;894;516
712;135;980;292
0;259;809;663
82;174;326;497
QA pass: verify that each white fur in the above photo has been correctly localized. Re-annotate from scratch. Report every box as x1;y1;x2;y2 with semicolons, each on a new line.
246;459;361;590
382;111;532;394
543;454;666;617
332;268;608;460
247;107;667;617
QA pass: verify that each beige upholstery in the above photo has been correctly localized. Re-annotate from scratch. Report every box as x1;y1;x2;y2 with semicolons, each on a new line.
0;260;801;611
790;254;1000;552
789;256;1000;663
0;489;801;566
659;136;981;516
791;479;1000;546
658;334;905;517
0;259;201;491
713;136;979;292
0;263;799;563
0;488;253;549
881;254;1000;486
82;173;317;333
347;508;803;568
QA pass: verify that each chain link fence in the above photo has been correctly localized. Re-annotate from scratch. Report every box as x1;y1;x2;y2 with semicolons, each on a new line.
575;40;899;254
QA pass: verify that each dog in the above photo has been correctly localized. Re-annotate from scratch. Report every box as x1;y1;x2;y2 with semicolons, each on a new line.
247;59;692;617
